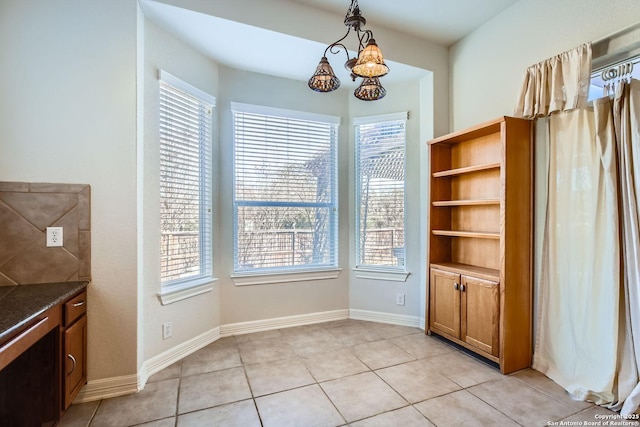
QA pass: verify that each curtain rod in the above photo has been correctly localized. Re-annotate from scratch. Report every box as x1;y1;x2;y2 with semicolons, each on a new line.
591;22;640;71
592;21;640;48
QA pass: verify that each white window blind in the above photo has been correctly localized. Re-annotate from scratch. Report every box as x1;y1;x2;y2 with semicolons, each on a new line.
355;113;407;269
159;71;215;289
232;102;339;274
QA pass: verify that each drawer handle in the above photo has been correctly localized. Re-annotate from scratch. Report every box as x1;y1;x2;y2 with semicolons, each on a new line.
68;353;77;376
453;282;459;291
72;301;85;307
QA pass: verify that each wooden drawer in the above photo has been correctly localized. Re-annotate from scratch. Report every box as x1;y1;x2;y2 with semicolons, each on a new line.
64;315;87;409
64;291;87;326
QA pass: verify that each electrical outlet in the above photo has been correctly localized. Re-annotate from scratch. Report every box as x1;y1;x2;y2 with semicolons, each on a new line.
46;227;64;247
162;322;173;340
396;293;405;306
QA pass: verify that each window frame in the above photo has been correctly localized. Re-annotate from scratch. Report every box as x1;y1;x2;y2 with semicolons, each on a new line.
231;102;341;282
353;112;408;278
158;70;217;303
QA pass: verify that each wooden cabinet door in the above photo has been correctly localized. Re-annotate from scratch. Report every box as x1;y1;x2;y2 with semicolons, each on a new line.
63;315;87;409
429;269;461;339
461;275;499;356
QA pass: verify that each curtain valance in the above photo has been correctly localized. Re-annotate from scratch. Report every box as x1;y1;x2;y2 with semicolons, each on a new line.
514;43;592;119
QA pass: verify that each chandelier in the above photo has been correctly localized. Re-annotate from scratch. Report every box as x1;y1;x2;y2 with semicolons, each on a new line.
308;0;389;101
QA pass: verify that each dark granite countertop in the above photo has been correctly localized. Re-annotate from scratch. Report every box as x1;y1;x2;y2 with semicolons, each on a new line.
0;281;88;344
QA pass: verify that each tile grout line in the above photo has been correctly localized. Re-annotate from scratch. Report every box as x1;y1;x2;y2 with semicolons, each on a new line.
86;398;102;427
462;379;528;427
368;362;443;426
315;374;349;426
299;325;351;426
172;360;183;427
321;324;419;426
235;334;265;427
509;372;596;416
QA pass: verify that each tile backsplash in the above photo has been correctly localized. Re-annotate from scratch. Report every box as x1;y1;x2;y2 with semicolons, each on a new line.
0;182;91;285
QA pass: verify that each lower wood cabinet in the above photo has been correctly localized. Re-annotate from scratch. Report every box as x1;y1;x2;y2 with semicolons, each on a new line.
64;315;87;408
62;290;87;410
429;268;500;358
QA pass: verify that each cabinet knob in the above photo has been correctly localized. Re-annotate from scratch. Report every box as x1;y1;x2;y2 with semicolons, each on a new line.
454;282;459;291
460;284;466;292
67;353;77;376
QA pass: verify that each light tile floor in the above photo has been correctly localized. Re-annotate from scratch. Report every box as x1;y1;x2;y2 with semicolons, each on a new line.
59;319;624;427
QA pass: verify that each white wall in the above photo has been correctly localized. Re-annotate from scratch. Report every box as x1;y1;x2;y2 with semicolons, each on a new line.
216;67;352;325
450;0;640;340
450;0;640;130
142;20;221;361
212;68;431;326
0;0;139;380
347;79;429;325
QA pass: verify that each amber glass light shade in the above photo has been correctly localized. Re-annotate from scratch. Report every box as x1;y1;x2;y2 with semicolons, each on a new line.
308;57;341;92
351;39;389;78
354;77;386;101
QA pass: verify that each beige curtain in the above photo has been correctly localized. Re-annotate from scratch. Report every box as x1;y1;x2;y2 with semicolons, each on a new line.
534;80;640;416
611;80;640;416
514;43;592;119
533;105;621;405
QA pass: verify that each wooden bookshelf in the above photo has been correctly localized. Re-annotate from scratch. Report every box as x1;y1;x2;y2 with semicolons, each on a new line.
426;116;532;374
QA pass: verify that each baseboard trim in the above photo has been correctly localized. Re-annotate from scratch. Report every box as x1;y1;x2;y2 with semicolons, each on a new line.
73;374;140;403
349;309;422;328
77;308;423;402
220;309;349;337
142;327;221;381
74;327;221;403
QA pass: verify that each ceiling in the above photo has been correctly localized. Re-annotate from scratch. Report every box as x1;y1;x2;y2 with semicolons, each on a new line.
287;0;519;46
140;0;519;87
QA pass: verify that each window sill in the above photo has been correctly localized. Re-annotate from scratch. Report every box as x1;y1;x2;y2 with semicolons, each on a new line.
353;267;410;282
158;277;218;305
232;268;342;286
